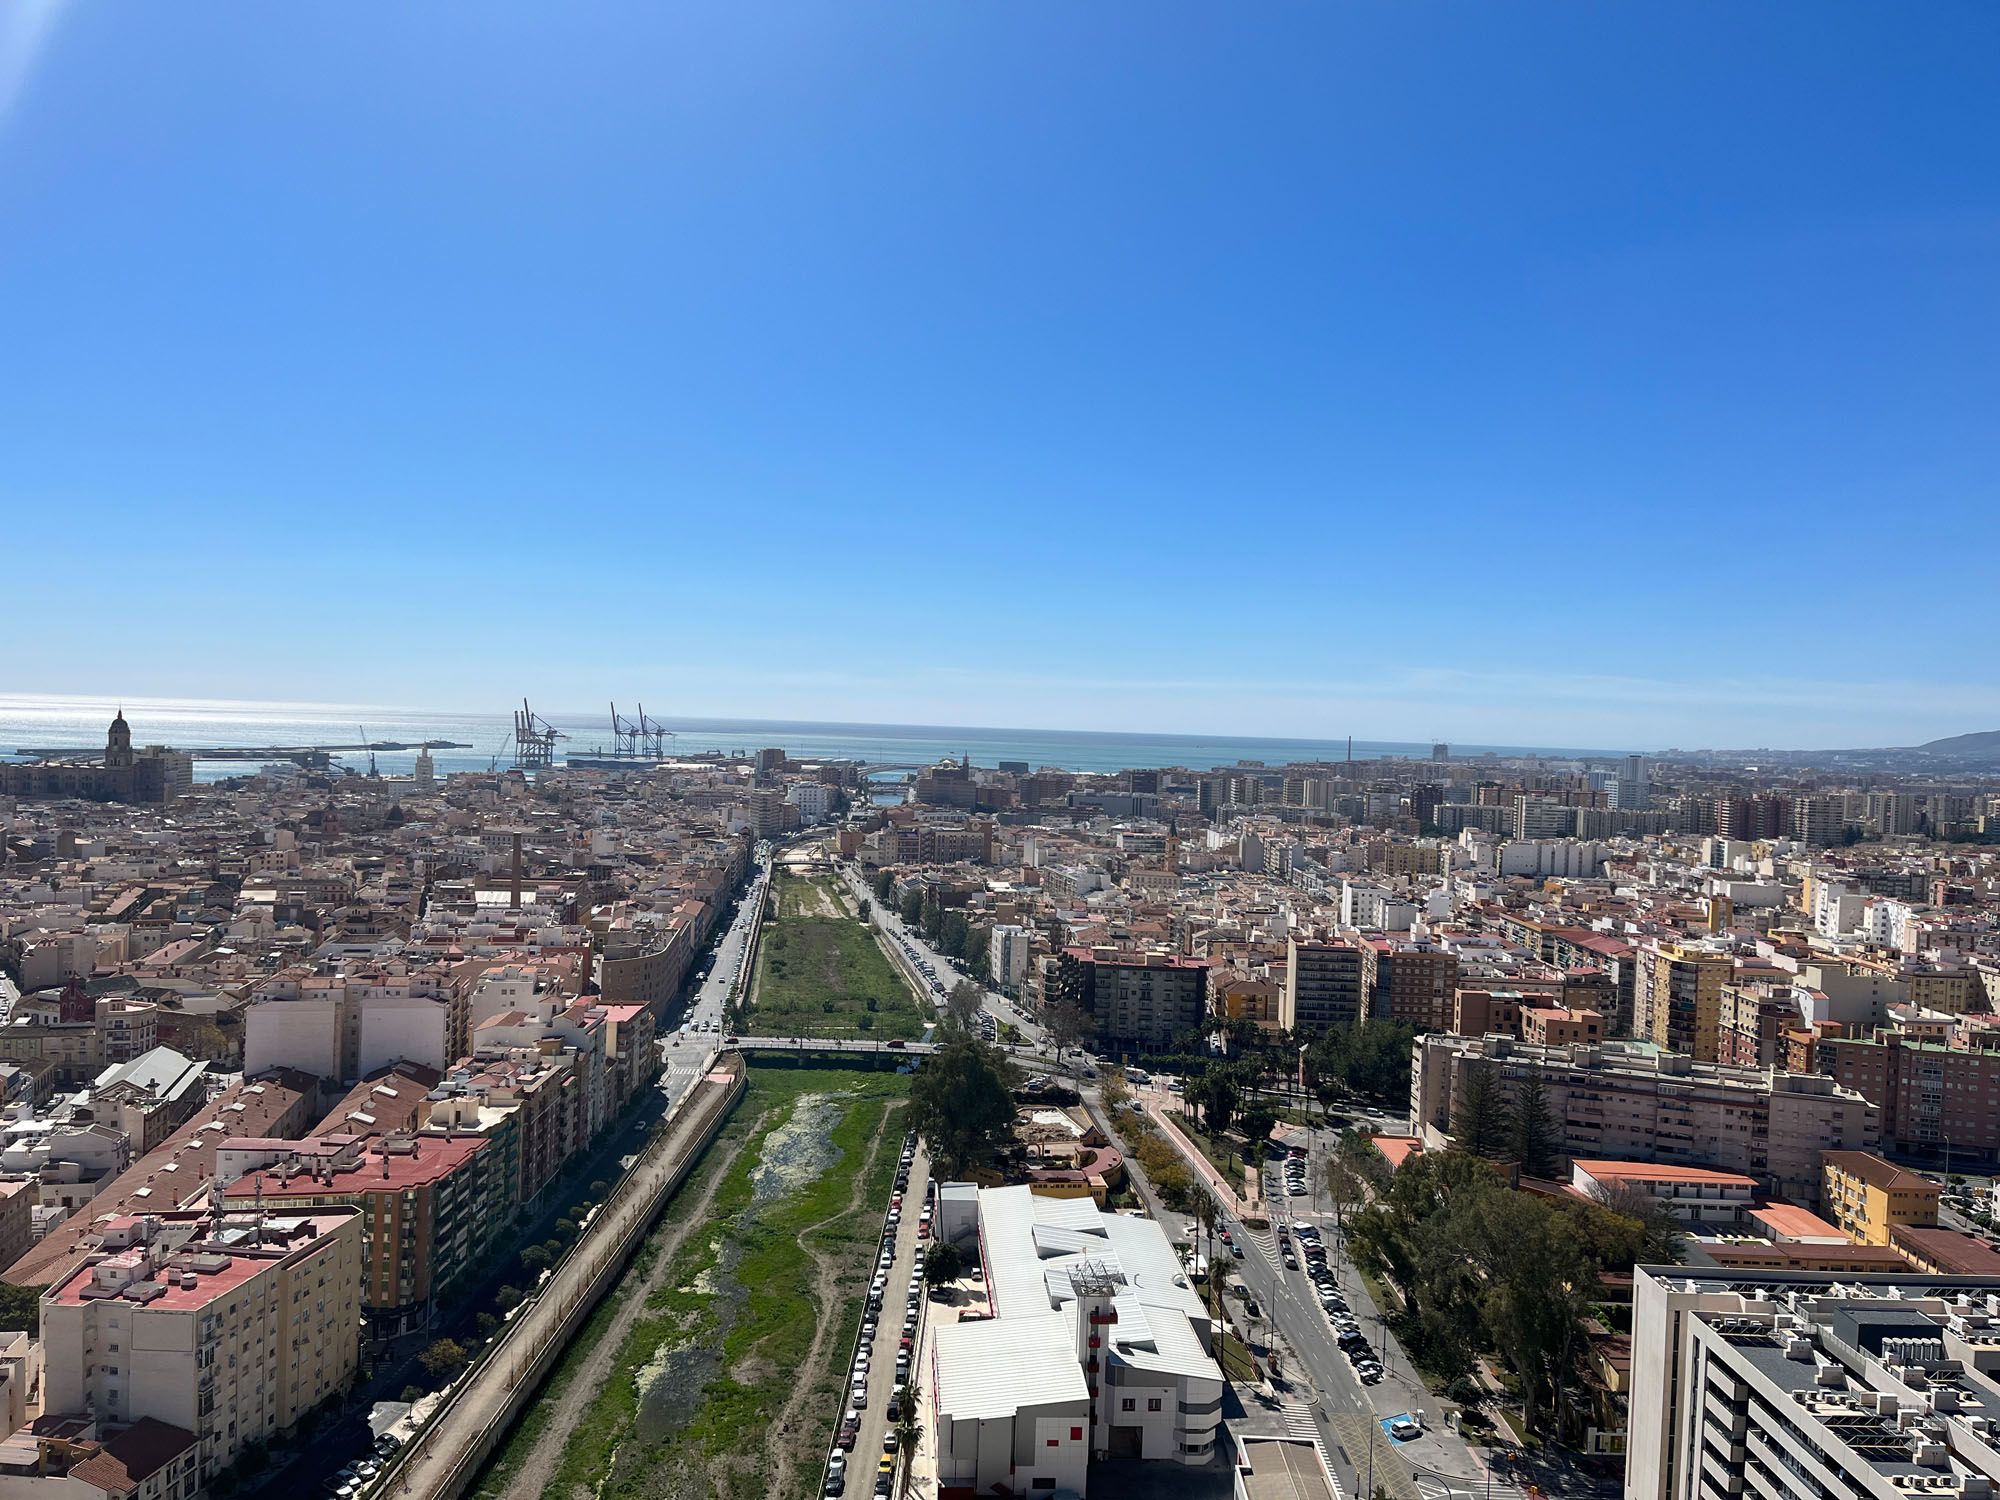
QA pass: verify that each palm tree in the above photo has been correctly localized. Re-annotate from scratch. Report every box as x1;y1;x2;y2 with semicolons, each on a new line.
893;1383;921;1496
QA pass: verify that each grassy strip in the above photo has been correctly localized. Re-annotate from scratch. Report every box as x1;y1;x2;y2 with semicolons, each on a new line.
1219;1330;1257;1382
752;913;926;1039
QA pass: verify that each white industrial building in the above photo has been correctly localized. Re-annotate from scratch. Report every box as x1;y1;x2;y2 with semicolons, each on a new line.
929;1184;1224;1496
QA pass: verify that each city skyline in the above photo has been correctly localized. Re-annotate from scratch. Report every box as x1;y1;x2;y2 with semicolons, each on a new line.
5;4;1996;744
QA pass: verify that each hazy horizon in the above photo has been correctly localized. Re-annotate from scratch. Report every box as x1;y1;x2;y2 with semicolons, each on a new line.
0;689;1988;758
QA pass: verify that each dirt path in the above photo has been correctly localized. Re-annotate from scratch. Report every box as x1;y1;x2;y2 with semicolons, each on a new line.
496;1110;766;1500
766;1109;892;1499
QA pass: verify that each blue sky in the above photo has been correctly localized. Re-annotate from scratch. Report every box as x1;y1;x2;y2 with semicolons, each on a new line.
2;3;1995;749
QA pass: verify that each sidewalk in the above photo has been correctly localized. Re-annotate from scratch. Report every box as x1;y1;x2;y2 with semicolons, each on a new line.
1143;1093;1250;1218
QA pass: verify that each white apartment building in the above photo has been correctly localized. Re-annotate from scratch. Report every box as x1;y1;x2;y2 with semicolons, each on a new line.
990;924;1030;992
1629;1266;2000;1500
39;1208;363;1481
1497;839;1614;879
786;781;831;822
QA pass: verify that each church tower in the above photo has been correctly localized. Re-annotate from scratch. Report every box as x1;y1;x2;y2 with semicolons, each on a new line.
105;709;134;769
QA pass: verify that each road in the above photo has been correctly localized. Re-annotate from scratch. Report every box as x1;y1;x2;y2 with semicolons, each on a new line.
1102;1082;1525;1500
836;1143;933;1497
658;844;772;1093
838;863;1050;1050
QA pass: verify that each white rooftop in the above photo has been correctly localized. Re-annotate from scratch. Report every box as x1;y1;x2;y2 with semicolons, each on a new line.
933;1311;1089;1421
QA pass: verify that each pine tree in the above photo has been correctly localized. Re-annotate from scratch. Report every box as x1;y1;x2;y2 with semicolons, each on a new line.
1510;1071;1561;1179
1451;1060;1515;1160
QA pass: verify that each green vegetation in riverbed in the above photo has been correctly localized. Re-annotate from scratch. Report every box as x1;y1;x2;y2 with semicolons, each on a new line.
488;1066;909;1500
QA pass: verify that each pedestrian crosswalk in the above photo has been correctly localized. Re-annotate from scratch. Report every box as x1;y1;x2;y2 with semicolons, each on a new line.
1282;1402;1320;1440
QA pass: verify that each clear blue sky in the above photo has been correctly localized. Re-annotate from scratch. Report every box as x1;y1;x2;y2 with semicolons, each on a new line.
3;3;1995;749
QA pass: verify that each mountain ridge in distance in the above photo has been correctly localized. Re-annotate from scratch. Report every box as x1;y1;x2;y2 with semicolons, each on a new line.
1913;729;2000;757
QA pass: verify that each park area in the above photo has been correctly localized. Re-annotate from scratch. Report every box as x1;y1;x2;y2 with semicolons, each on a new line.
471;1064;911;1500
747;873;928;1039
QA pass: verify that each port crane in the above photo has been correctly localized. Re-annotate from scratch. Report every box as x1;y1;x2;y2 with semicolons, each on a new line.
513;699;566;769
636;703;674;758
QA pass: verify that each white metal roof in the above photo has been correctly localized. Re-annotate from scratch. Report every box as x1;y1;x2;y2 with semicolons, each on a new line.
932;1312;1089;1421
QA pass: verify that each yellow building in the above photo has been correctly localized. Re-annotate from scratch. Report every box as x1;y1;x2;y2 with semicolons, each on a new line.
1820;1150;1940;1246
1636;942;1732;1062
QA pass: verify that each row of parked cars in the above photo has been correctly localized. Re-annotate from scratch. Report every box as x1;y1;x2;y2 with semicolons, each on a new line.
1284;1223;1385;1385
828;1135;927;1497
323;1433;401;1498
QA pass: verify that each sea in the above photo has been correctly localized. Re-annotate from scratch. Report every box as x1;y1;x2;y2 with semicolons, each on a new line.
0;693;1627;786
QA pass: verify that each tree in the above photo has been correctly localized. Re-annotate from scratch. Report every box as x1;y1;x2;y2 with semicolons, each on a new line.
874;870;895;904
1237;1102;1279;1161
178;1021;234;1063
1044;1000;1088;1064
1324;1154;1366;1231
1451;1059;1515;1161
1510;1072;1561;1179
946;980;984;1031
1099;1066;1131;1112
910;1038;1015;1177
923;1241;963;1288
900;890;924;928
0;1283;42;1336
475;1312;499;1340
858;898;872;922
520;1244;552;1274
418;1338;467;1383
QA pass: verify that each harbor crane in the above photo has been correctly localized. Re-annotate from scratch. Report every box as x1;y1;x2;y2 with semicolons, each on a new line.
513;699;566;769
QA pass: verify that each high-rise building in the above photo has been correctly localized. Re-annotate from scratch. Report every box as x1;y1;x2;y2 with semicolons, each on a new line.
1512;796;1577;840
989;924;1030;992
1790;794;1845;846
412;747;435;790
1282;937;1367;1036
1627;1267;2000;1500
1049;947;1208;1049
1633;940;1733;1060
1611;754;1650;812
1362;939;1458;1030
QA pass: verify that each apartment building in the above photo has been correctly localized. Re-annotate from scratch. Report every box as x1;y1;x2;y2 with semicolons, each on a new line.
1411;1034;1880;1202
5;1071;319;1290
1362;939;1458;1030
223;1133;501;1336
1820;1151;1941;1246
40;1208;363;1481
1051;948;1209;1050
1716;982;1799;1069
1815;1034;2000;1163
1627;1266;2000;1500
1282;937;1366;1037
989;924;1031;993
1521;1005;1604;1048
1634;941;1733;1061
